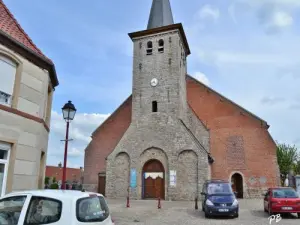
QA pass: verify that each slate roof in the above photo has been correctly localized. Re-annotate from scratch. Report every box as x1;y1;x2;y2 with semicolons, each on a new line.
147;0;174;29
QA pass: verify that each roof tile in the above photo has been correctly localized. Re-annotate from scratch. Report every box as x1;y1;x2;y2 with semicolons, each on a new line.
0;0;52;63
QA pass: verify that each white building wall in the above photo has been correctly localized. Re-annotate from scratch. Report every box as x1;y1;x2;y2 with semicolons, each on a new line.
0;43;52;195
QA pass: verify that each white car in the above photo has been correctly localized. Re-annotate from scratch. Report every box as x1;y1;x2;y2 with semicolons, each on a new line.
0;189;115;225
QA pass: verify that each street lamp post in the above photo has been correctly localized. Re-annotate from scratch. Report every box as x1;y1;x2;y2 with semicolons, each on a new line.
61;101;76;190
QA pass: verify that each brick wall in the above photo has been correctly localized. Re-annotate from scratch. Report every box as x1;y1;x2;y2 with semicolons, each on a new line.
186;76;280;198
45;166;82;183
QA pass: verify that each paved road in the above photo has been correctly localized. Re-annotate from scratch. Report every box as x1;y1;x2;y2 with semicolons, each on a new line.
107;199;299;225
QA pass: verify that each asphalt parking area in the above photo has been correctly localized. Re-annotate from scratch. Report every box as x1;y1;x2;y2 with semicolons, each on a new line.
107;199;300;225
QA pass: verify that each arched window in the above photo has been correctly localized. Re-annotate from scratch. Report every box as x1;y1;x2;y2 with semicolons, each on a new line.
158;39;164;53
0;54;17;105
147;41;153;48
147;41;153;55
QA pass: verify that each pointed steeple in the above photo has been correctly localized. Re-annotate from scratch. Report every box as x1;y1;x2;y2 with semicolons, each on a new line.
147;0;174;29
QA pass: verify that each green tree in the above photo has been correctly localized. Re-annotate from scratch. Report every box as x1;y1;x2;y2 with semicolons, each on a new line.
293;160;300;175
44;176;50;185
277;143;299;182
52;177;57;183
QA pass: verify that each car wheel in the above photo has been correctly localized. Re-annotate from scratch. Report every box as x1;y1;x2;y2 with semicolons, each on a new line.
297;213;300;218
235;214;239;218
203;207;209;218
204;212;210;218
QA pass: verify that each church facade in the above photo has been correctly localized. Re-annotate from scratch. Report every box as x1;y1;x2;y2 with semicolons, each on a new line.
83;0;280;200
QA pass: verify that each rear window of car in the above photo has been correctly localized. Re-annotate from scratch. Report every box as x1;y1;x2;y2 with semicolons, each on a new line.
76;195;109;222
272;189;299;198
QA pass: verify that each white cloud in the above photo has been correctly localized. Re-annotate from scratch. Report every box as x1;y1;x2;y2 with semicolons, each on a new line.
230;0;300;11
228;4;238;24
195;49;300;67
229;0;299;33
269;11;293;28
192;72;210;86
261;96;285;105
47;111;110;167
190;32;300;69
197;5;220;22
189;4;220;32
68;147;84;157
258;9;293;33
248;0;300;8
216;51;298;65
50;111;110;143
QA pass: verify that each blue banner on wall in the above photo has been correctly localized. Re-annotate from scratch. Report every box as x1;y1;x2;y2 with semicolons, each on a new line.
130;168;137;188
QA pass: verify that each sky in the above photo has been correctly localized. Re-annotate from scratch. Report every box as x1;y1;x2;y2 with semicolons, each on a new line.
4;0;300;168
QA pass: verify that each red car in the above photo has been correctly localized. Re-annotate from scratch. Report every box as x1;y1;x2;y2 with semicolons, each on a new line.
264;187;300;217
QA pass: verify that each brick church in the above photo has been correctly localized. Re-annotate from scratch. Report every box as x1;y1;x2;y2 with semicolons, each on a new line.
83;0;280;200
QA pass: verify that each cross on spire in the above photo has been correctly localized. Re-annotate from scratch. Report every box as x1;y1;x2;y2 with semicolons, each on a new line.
147;0;174;29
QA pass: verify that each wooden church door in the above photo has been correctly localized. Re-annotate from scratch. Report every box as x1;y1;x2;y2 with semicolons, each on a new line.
142;159;165;199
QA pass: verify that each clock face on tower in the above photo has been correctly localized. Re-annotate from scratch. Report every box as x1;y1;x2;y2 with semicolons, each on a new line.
151;78;158;87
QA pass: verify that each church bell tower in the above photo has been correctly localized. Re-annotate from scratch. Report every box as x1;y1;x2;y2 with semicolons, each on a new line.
106;0;210;201
129;0;191;122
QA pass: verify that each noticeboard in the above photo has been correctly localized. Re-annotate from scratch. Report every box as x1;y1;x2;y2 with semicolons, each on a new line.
170;170;176;187
130;168;137;188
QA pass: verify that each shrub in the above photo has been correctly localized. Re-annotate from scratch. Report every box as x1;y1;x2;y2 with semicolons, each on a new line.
50;183;59;189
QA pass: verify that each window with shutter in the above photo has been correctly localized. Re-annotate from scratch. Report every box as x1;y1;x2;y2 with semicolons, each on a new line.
0;55;17;106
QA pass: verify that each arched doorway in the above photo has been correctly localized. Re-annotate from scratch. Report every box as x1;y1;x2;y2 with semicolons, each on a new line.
142;159;165;200
231;173;243;199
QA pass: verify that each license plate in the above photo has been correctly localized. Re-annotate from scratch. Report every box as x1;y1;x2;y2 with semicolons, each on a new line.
218;209;229;212
282;207;293;210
